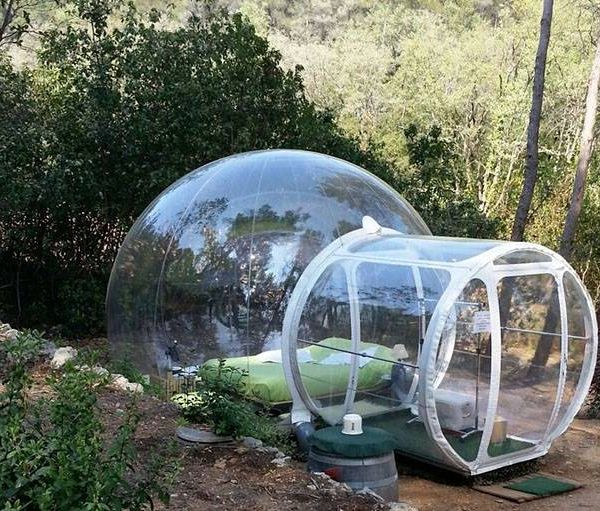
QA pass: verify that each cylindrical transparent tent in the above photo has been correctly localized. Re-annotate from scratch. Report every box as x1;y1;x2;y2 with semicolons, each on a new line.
281;218;597;475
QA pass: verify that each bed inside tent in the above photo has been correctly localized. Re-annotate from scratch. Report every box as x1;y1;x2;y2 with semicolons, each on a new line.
201;337;395;405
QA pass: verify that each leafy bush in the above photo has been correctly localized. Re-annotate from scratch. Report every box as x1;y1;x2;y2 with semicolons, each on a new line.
0;0;380;336
171;360;290;450
0;331;178;510
401;124;501;238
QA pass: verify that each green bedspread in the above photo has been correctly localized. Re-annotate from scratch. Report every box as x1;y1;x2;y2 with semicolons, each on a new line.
202;337;394;404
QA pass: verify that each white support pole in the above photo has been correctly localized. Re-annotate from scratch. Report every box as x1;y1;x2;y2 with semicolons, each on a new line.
473;268;502;472
344;261;362;413
543;271;568;444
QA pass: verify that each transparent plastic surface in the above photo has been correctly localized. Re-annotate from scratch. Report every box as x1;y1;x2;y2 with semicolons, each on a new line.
107;150;430;376
354;264;450;414
353;265;453;465
436;279;491;462
293;260;452;427
350;235;503;263
494;250;552;265
491;274;561;456
296;263;352;423
550;273;594;432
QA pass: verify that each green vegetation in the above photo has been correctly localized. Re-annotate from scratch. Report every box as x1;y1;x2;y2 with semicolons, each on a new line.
0;0;379;335
252;0;600;272
1;1;599;386
2;0;599;332
0;331;178;510
172;359;291;451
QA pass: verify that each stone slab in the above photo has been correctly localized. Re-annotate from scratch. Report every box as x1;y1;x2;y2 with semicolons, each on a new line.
176;426;233;444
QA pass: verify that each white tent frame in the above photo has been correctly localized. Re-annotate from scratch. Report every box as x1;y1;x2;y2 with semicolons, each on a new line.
282;219;598;475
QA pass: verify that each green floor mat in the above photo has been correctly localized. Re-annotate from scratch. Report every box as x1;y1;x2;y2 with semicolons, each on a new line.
320;399;401;421
487;437;535;459
363;408;535;463
505;475;579;496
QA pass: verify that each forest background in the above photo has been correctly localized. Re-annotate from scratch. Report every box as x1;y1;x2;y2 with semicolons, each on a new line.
1;0;599;336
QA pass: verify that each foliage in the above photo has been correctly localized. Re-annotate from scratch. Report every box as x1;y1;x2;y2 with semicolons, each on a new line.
0;331;178;510
401;124;501;238
0;0;39;47
0;0;380;335
1;0;600;338
172;359;290;450
263;0;598;236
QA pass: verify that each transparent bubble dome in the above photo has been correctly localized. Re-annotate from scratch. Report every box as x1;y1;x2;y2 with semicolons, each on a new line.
107;150;430;376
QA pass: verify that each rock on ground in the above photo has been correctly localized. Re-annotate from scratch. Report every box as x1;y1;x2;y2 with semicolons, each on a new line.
176;426;232;444
270;456;291;467
109;374;144;394
50;346;78;368
310;472;353;495
388;503;418;511
242;436;263;449
0;323;18;342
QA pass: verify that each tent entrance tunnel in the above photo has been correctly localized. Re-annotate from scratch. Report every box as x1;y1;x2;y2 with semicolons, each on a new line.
281;217;597;475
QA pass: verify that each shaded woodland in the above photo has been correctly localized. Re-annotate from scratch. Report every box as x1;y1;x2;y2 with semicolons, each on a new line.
1;0;599;338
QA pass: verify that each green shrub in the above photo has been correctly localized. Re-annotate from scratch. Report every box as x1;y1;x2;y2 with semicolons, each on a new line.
0;0;379;336
0;331;178;510
171;360;290;451
54;277;108;337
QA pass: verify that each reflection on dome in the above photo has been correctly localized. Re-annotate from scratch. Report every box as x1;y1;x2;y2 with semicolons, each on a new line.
107;150;430;376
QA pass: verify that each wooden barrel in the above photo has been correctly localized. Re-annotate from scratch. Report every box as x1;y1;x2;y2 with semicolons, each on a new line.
308;448;398;501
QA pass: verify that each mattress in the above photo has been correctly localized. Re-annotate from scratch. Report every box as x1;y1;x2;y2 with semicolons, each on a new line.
201;337;394;404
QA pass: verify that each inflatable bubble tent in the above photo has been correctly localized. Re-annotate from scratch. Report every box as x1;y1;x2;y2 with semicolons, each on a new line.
108;149;597;475
282;219;597;474
107;150;430;376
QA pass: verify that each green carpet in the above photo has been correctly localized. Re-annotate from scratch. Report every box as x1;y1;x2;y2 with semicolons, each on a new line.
505;476;578;496
363;408;534;463
487;436;534;459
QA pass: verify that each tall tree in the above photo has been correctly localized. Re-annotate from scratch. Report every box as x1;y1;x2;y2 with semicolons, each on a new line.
511;0;554;241
528;28;600;374
500;0;556;349
559;31;600;260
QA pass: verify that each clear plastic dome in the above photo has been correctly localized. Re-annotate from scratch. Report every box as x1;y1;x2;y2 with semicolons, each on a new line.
281;219;598;474
107;150;430;376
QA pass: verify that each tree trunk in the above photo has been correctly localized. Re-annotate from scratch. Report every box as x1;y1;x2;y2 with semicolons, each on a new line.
511;0;554;241
559;32;600;260
0;1;15;44
527;290;560;379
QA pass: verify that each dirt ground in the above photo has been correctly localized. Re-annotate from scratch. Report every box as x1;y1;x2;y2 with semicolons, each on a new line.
98;391;388;511
95;387;600;511
23;335;600;511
